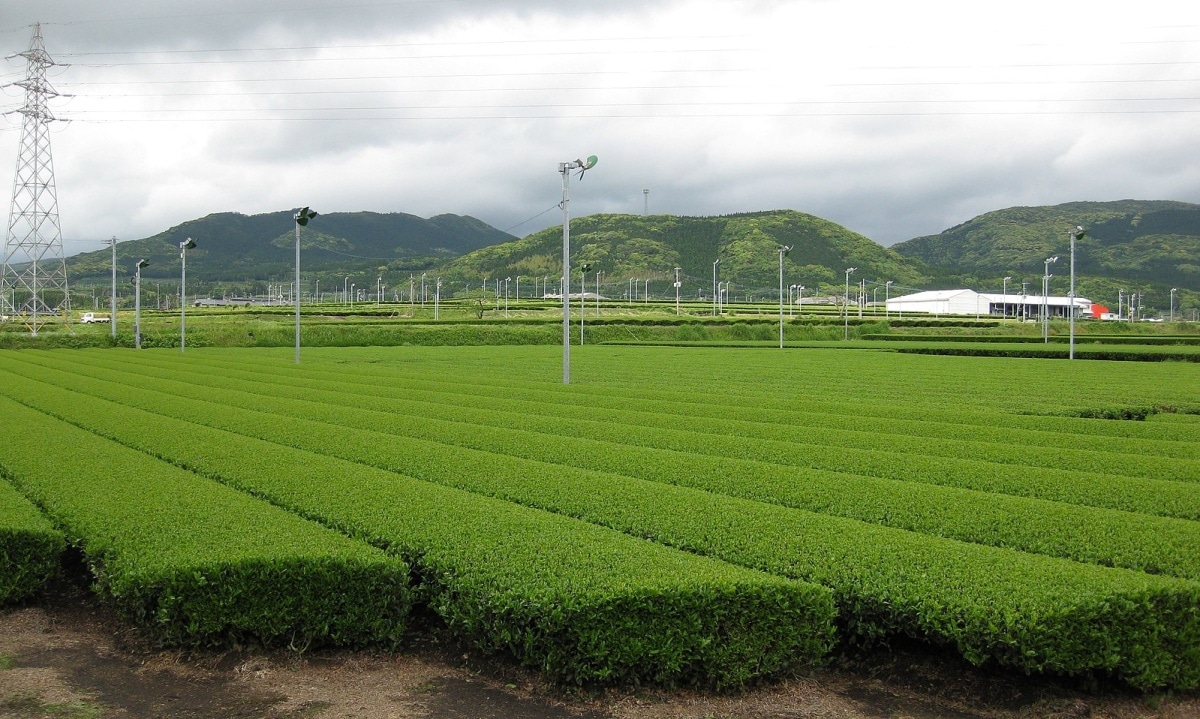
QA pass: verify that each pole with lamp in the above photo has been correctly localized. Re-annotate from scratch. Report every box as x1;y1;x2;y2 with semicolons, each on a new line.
558;155;597;384
885;280;893;318
293;208;316;363
133;259;149;349
844;267;856;340
435;278;442;320
674;267;682;316
1002;276;1011;319
178;237;196;352
107;237;118;339
1043;256;1058;343
1170;288;1177;322
1068;226;1085;359
777;245;792;349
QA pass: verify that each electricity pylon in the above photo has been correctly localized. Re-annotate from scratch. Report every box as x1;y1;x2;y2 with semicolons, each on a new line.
3;23;70;335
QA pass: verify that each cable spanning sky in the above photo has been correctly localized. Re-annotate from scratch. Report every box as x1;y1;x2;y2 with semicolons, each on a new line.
2;0;1199;254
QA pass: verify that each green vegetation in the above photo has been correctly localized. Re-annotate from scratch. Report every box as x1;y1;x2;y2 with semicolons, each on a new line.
0;396;412;649
65;210;513;288
0;479;63;605
0;346;1197;690
12;351;1200;577
0;696;103;719
891;200;1200;316
52;203;1198;329
444;210;927;293
0;363;834;688
15;302;1200;365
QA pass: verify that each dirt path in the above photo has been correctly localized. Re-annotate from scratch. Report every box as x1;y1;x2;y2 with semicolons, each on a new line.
2;582;1196;719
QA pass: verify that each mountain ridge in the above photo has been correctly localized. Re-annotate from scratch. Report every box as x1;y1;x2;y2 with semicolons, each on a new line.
65;210;515;284
893;199;1200;283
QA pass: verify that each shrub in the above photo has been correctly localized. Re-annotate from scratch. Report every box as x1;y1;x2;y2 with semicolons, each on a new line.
0;479;63;605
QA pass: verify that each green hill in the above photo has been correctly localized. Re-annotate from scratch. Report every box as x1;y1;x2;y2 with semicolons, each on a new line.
442;210;928;299
893;200;1200;285
67;210;515;285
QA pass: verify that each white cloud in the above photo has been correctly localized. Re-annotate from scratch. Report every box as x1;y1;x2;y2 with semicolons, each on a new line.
2;0;1199;256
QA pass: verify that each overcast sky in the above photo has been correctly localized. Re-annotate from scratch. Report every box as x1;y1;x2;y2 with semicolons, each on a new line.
3;0;1199;257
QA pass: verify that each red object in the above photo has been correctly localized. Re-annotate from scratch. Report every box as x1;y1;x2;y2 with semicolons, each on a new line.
1090;303;1111;318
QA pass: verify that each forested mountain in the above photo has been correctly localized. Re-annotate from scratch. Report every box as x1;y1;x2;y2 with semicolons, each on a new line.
892;200;1200;288
66;211;515;283
61;202;1197;313
442;210;928;298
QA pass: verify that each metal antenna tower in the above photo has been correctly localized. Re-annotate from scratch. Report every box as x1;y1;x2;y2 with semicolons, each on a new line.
3;23;70;335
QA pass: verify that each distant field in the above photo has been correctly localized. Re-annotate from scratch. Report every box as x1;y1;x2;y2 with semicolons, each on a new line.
8;302;1200;361
1;345;1198;690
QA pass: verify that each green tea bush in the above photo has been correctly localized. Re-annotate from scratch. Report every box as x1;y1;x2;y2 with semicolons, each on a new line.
0;479;63;604
6;360;1195;689
93;357;1200;580
0;396;411;649
0;375;835;687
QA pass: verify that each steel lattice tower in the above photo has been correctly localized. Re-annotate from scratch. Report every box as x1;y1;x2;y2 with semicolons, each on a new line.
2;23;69;335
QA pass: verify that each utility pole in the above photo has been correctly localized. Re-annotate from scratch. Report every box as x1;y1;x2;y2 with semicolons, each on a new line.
2;24;70;335
674;267;681;316
1068;226;1085;360
107;237;117;338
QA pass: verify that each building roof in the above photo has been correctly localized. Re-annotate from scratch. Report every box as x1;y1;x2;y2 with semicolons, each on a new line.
889;289;1090;307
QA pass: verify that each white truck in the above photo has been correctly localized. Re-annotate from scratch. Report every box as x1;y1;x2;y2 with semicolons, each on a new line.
80;312;111;324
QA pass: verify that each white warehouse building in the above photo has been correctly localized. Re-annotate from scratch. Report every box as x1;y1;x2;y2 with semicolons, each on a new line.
885;289;1092;319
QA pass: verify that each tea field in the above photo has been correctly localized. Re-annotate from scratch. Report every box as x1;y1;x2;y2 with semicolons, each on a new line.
1;345;1198;690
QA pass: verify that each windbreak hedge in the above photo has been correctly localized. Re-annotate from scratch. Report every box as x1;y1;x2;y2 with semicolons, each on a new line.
0;396;411;649
0;478;63;605
4;362;1197;690
0;367;835;688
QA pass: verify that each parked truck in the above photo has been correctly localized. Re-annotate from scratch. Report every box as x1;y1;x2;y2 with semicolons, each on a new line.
80;312;111;324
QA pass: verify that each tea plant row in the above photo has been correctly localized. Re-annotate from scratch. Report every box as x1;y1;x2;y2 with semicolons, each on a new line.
2;346;1198;690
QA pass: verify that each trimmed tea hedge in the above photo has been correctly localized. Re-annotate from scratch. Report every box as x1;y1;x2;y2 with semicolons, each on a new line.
23;353;1200;579
4;362;1196;689
0;368;835;688
129;348;1200;446
0;478;63;605
0;395;411;649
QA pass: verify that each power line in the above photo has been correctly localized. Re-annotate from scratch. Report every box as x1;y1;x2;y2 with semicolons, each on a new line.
55;68;753;87
57;34;750;58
